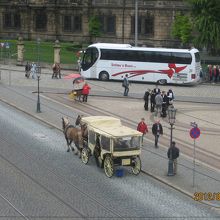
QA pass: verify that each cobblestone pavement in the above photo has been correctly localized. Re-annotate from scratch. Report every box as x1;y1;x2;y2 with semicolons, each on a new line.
1;64;220;209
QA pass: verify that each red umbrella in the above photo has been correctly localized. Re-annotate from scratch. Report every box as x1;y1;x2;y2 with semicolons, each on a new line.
64;73;82;79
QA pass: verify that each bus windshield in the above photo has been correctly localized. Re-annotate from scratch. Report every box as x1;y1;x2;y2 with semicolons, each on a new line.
81;47;99;71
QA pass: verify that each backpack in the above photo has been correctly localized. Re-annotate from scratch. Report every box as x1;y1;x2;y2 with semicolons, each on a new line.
122;78;127;87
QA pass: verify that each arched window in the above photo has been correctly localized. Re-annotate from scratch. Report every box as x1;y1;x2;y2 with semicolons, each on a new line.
35;11;47;31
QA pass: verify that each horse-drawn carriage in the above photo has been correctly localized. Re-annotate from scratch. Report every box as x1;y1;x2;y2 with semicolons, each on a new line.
79;116;142;177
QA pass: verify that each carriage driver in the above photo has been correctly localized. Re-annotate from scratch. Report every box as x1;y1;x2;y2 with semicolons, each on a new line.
94;134;101;167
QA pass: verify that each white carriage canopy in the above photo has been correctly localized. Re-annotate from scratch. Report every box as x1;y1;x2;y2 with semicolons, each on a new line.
81;116;142;138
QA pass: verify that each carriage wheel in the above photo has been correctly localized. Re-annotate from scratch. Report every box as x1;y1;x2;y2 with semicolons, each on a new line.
131;156;141;175
81;148;89;164
104;155;114;178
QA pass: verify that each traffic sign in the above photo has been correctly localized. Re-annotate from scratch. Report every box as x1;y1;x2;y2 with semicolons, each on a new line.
190;127;200;139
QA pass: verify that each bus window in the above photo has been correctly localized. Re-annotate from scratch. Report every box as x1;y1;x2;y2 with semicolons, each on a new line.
172;52;192;64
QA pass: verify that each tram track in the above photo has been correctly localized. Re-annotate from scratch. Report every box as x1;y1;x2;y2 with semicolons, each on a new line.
1;85;220;211
0;125;124;219
1;85;220;173
0;191;29;220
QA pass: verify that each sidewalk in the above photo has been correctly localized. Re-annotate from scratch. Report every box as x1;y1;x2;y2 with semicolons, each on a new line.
1;65;220;209
1;63;220;103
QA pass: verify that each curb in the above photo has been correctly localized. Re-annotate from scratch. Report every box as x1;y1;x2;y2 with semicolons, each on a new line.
141;169;220;209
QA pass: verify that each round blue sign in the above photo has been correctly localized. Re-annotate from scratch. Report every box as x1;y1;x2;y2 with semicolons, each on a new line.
190;127;200;139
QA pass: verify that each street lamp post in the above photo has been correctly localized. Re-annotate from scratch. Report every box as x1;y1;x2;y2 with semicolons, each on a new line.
167;105;177;176
36;38;41;113
36;64;41;113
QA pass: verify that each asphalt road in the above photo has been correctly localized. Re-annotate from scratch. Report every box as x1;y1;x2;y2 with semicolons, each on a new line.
0;101;219;219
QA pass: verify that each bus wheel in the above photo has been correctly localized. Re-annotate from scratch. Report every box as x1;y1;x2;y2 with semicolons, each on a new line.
157;79;167;85
99;71;109;81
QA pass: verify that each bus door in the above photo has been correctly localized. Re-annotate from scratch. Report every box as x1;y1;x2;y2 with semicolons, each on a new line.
81;47;98;78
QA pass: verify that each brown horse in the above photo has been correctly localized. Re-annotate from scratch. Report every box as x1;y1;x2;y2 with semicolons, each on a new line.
75;115;88;142
62;117;83;155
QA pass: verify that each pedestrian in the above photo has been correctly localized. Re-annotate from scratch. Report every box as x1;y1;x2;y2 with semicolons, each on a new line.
31;62;37;79
161;91;168;117
199;67;203;79
77;56;82;72
137;118;148;145
94;134;101;167
154;92;163;117
25;61;31;78
57;63;61;79
153;84;160;95
82;82;91;102
167;141;180;175
216;65;220;83
122;74;129;96
208;65;213;82
143;89;150;111
152;120;163;148
167;89;174;106
52;63;58;79
150;90;155;112
213;65;219;83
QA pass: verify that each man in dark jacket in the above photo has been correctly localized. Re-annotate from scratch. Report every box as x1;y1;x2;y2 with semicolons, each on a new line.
152;120;163;148
161;91;168;117
150;91;155;112
167;141;180;175
144;89;150;111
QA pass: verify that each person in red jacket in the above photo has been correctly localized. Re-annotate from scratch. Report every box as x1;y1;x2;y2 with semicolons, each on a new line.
82;82;91;102
137;118;148;145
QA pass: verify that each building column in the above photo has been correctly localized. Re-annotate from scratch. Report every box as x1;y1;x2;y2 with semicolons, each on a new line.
53;39;61;64
17;37;24;65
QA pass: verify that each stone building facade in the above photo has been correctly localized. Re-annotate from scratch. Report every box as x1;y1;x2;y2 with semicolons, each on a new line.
0;0;188;47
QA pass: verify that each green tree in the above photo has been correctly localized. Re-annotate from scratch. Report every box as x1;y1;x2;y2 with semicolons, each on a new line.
187;0;220;54
172;13;193;46
88;15;101;41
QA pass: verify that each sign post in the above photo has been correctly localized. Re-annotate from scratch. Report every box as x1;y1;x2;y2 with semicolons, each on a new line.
190;122;200;187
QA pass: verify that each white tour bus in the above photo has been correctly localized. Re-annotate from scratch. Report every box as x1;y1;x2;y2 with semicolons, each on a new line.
81;43;201;85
